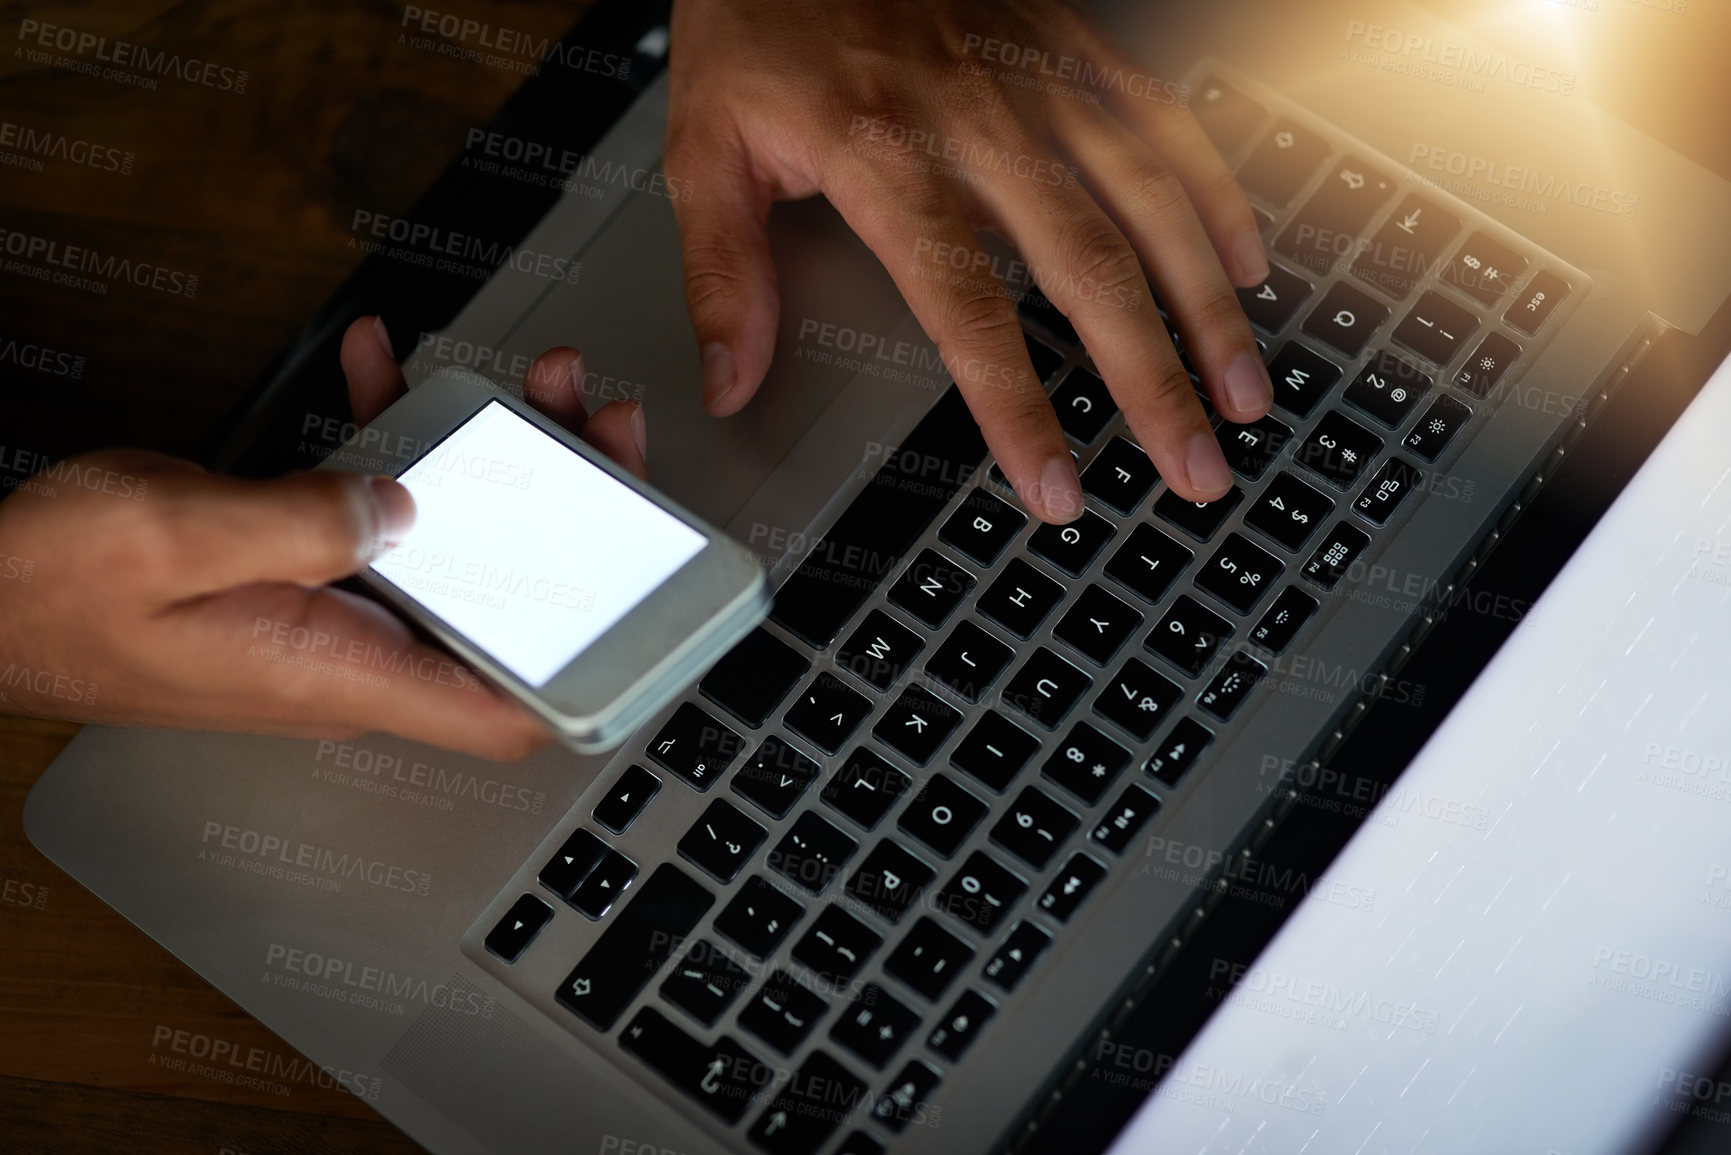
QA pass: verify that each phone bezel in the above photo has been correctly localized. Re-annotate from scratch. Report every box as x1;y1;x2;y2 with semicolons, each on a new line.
317;370;768;751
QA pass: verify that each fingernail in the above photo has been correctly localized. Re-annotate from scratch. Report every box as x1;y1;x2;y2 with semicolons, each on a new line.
701;342;735;411
630;402;648;463
1224;350;1273;416
355;475;416;564
1233;227;1269;288
1037;456;1084;523
371;316;394;360
562;353;587;409
1186;432;1233;498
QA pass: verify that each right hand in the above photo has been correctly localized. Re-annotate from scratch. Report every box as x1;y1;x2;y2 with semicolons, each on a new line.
0;318;647;761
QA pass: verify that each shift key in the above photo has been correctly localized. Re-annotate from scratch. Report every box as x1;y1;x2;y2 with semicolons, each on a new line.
557;864;714;1031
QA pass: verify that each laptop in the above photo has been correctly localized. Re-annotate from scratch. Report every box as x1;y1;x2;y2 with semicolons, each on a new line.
22;0;1731;1152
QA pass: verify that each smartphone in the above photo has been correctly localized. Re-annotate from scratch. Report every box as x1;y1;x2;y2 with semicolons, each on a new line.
317;368;769;753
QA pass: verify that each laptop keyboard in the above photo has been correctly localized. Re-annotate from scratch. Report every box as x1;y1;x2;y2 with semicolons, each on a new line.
466;68;1585;1154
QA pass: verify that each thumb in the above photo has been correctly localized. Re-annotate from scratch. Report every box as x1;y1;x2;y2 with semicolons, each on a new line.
666;122;780;416
159;469;416;600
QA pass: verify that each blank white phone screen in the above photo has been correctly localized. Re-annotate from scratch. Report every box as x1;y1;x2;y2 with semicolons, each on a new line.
370;401;706;687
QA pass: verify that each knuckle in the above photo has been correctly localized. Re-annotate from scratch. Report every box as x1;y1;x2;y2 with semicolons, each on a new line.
943;289;1020;345
1061;219;1144;295
1193;287;1252;334
1147;364;1199;409
1122;157;1191;221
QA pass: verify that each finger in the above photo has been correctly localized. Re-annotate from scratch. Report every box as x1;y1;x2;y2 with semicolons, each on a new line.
147;467;416;599
822;159;1081;522
340;316;407;426
665;119;780;417
581;400;649;480
1065;21;1267;288
1052;99;1272;425
521;346;591;433
965;136;1231;502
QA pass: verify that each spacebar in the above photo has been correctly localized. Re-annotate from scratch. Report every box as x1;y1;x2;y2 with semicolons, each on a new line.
770;386;990;648
554;864;713;1031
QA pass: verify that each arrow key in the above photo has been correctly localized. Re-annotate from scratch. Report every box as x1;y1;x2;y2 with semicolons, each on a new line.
592;765;661;834
537;827;608;900
872;1059;944;1134
749;1050;867;1154
484;893;553;963
571;849;638;919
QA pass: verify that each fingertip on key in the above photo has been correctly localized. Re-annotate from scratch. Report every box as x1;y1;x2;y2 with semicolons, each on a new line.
1223;350;1274;418
1037;456;1085;524
1185;432;1234;501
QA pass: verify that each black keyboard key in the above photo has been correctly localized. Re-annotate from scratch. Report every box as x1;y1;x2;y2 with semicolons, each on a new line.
934;852;1027;935
1001;647;1093;728
1054;583;1143;666
982;920;1051;992
771;388;987;647
1235;265;1313;333
785;673;874;754
1266;342;1341;419
1216;415;1294;481
715;875;805;959
1193;77;1266;156
1018;286;1079;346
1038;853;1107;921
1444;231;1526;306
887;549;976;629
1403;395;1472;462
1029;509;1116;575
1025;332;1066;381
823;749;913;831
991;786;1079;870
485;893;553;963
835;1133;886;1155
1104;524;1193;604
1197;651;1267;721
1303;522;1372;590
649;703;746;792
1051;367;1119;445
1504;270;1570;335
1350;197;1459;300
836;610;924;693
1277;159;1395;275
1155;486;1244;541
1042;722;1131;805
678;799;768;884
1197;532;1284;615
886;916;975;1000
833;982;922;1069
619;1006;768;1123
1081;436;1160;514
874;685;962;764
1093;784;1161;854
929;992;997;1065
1345;351;1431;428
748;1050;866;1155
846;840;937;924
1245;471;1333;552
572;849;638;919
740;970;830;1054
1302;282;1390;358
1393;292;1478;367
1294;411;1383;489
1249;587;1319;655
898;773;989;857
1354;457;1425;525
1454;332;1522;398
924;620;1014;702
1237;120;1330;206
872;1060;943;1134
769;811;858;896
1147;595;1233;678
950;710;1041;793
539;828;608;899
794;906;883;985
1145;716;1215;787
1095;657;1185;740
593;765;661;834
701;628;811;727
733;736;821;820
940;489;1026;566
978;558;1065;638
662;939;751;1026
558;865;715;1030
